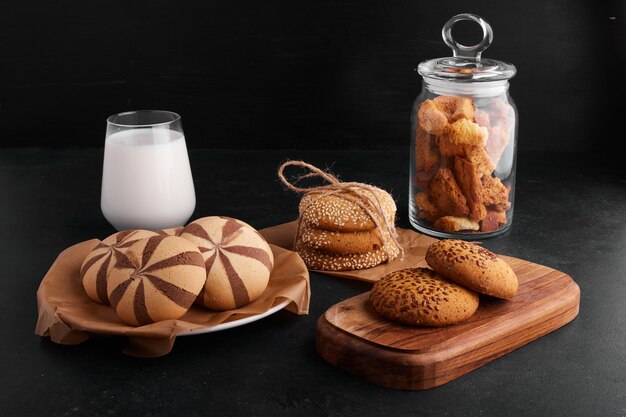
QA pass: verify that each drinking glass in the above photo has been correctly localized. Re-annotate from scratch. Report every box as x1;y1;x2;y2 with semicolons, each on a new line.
101;110;196;231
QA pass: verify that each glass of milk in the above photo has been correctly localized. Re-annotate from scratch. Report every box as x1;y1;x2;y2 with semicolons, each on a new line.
101;110;196;231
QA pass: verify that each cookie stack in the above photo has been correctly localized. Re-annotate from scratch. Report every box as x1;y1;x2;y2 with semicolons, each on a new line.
370;239;518;327
294;187;401;271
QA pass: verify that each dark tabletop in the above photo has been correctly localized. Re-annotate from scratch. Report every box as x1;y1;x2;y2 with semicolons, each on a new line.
1;148;624;417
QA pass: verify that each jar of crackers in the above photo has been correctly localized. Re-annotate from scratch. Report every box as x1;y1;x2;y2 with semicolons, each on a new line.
409;13;517;239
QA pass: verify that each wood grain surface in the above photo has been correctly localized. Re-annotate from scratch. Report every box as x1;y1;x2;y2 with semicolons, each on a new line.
316;256;580;390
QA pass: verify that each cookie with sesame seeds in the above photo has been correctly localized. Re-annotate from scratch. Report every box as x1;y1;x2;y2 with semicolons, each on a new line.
369;267;479;327
425;239;518;299
297;223;383;255
299;187;396;232
294;237;398;271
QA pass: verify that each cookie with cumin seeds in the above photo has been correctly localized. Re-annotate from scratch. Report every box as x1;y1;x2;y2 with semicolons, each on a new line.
425;239;518;299
370;267;479;327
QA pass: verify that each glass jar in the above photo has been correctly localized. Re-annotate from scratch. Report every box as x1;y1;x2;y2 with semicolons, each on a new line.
409;13;518;239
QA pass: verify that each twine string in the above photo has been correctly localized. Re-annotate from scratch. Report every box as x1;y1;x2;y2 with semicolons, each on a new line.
277;160;403;258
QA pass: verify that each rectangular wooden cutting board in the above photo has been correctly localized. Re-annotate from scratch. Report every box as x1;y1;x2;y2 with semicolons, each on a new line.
316;256;580;390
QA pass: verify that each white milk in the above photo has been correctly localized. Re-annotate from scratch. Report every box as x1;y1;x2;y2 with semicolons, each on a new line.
101;128;196;231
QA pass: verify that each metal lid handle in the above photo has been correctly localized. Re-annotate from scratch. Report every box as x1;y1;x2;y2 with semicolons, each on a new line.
442;13;493;60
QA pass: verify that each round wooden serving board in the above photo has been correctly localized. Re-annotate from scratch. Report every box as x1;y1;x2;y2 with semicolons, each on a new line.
316;256;580;390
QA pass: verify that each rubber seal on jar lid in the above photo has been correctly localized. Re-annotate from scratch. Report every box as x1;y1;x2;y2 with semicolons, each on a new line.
417;13;516;82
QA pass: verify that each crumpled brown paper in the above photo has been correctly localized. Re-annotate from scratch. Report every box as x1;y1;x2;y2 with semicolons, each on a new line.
35;238;310;357
259;221;437;283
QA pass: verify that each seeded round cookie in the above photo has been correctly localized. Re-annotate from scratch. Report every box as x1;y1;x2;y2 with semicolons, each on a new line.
179;216;274;311
81;229;162;304
425;239;518;299
107;235;206;326
299;187;396;232
294;238;398;271
297;223;383;255
369;267;479;327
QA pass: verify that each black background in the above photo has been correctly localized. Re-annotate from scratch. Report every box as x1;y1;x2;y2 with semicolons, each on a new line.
0;0;622;151
1;2;626;415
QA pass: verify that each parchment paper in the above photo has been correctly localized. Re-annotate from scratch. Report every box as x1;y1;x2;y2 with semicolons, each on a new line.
35;239;310;357
259;221;438;283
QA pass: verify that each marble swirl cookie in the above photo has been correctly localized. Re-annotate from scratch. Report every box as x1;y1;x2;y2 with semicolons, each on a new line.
179;216;274;311
107;235;206;326
80;229;162;304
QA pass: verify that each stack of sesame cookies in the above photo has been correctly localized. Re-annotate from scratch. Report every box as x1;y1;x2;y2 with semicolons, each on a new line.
294;186;401;271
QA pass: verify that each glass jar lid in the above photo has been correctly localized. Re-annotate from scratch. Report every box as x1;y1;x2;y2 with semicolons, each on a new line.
418;13;516;82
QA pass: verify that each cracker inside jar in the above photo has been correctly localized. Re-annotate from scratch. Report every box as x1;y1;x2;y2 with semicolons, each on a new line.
412;95;514;235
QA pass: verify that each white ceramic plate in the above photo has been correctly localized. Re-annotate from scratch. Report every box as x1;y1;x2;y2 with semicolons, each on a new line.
177;299;292;336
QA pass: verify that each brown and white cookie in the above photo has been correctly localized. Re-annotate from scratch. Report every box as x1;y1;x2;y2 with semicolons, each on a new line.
299;187;396;232
107;235;206;326
158;226;184;236
179;216;274;311
81;229;162;304
297;223;383;255
369;267;479;327
425;239;518;299
294;238;398;271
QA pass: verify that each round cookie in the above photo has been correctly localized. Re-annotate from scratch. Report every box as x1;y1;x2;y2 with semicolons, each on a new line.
158;226;184;236
297;223;383;255
294;238;398;271
425;239;518;299
299;187;396;232
369;267;479;327
81;229;162;304
179;216;274;311
107;235;206;326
